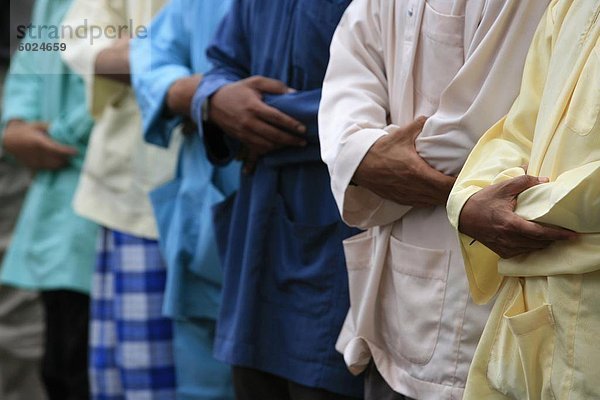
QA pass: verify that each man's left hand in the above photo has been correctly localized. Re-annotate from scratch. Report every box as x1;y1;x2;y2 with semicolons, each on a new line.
353;117;456;207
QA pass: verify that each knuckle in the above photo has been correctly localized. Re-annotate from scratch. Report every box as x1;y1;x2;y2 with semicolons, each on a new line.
246;104;259;114
240;117;253;130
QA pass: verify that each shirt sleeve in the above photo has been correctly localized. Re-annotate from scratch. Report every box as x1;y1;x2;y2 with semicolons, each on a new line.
514;162;600;233
319;0;412;229
447;4;555;304
61;0;128;118
190;0;250;164
319;0;550;230
1;45;43;132
415;0;551;176
47;83;95;165
130;0;193;148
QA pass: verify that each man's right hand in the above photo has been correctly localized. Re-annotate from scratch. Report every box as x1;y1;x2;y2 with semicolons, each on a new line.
208;76;307;155
459;175;577;259
2;120;78;170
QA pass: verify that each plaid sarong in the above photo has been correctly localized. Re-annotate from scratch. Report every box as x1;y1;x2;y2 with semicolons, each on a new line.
90;228;176;400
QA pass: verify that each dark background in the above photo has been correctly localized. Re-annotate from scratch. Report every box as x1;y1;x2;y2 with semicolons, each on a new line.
1;0;35;63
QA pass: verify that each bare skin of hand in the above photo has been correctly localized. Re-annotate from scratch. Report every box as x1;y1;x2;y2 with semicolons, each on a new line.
95;36;131;85
167;75;203;118
459;175;578;259
353;117;456;207
2;120;78;170
208;76;307;156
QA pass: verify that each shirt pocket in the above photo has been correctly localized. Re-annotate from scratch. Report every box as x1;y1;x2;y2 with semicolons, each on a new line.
343;230;376;329
487;279;557;399
385;236;450;364
565;47;600;136
260;194;341;317
83;99;138;192
413;1;465;111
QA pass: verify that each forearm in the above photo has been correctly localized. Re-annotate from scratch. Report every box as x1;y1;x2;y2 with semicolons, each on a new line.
95;42;131;85
165;75;202;117
516;161;600;233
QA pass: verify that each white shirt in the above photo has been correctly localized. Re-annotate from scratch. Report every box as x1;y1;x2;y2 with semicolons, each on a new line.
319;0;550;398
61;0;180;239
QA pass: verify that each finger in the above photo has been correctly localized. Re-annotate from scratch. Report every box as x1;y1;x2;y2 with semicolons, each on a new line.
42;139;79;157
511;218;577;241
415;157;456;187
240;130;277;155
41;154;70;170
506;236;554;250
250;119;307;147
255;103;306;134
30;122;50;132
247;76;291;95
500;174;547;197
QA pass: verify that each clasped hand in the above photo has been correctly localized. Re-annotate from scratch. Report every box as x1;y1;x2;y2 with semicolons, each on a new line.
209;76;308;171
353;117;456;208
3;120;77;170
459;175;577;258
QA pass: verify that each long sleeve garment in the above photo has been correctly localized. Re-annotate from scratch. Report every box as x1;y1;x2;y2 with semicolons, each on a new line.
318;0;549;398
60;0;179;239
191;0;363;396
130;0;238;320
447;1;600;398
0;0;97;294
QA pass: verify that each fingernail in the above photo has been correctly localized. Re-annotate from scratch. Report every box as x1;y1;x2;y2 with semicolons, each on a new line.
287;88;297;93
298;125;307;134
538;177;550;183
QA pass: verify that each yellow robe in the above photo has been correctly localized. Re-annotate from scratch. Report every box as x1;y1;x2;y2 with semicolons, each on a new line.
447;0;600;398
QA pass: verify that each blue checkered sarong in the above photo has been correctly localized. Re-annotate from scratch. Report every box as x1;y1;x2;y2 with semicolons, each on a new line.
90;228;176;400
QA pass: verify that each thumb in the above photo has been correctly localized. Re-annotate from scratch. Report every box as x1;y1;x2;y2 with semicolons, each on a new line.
502;174;547;197
391;116;428;142
248;76;291;95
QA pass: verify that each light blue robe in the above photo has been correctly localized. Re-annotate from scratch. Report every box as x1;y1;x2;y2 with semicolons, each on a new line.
131;1;238;398
1;0;97;294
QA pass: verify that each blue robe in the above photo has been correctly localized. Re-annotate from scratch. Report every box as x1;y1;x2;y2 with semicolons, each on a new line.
131;1;238;398
131;0;239;321
192;0;363;396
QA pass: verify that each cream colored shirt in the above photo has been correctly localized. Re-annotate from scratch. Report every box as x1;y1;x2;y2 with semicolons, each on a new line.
447;0;600;398
319;0;549;398
61;0;180;239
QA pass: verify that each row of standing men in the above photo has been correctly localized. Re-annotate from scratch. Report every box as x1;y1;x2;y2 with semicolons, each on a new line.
1;0;599;399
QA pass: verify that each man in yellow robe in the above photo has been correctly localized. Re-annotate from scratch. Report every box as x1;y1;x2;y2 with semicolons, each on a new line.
447;0;600;398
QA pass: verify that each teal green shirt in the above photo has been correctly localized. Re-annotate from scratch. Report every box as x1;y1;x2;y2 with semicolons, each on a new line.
0;0;97;294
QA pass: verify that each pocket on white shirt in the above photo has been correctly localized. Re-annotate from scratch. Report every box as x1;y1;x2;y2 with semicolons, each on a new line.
413;1;465;114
